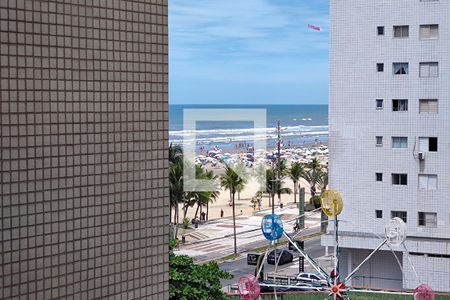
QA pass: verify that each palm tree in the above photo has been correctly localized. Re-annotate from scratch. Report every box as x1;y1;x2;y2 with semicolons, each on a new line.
169;143;183;164
265;169;292;208
169;143;184;227
288;162;304;203
191;166;220;220
320;171;328;192
307;157;321;171
302;168;324;201
236;184;244;200
169;159;184;237
253;163;268;189
203;169;219;221
220;166;247;254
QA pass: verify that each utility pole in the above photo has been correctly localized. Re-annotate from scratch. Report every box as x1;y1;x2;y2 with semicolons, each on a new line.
277;121;282;209
269;162;276;215
271;121;282;215
271;161;275;215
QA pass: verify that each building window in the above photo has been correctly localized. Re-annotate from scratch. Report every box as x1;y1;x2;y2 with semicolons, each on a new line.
376;210;383;219
419;137;438;152
392;137;408;149
418;174;437;190
392;173;407;185
392;99;408;111
393;63;409;75
376;99;384;109
418;212;437;227
376;136;383;146
391;211;407;223
420;24;439;40
377;63;384;72
376;173;383;182
419;99;438;113
419;62;439;77
377;26;385;36
393;25;409;38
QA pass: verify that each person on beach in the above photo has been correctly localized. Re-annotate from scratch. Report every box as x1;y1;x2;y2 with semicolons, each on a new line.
220;209;224;218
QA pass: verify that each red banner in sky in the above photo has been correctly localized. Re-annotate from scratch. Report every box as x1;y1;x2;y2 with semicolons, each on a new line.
308;24;321;31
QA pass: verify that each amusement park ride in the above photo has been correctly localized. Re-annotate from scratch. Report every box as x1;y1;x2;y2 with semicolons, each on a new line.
236;190;436;300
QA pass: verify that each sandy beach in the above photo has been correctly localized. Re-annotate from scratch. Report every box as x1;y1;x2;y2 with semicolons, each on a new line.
183;177;314;221
179;144;328;222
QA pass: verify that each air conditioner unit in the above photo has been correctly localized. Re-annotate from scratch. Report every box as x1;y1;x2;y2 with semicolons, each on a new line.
418;152;425;161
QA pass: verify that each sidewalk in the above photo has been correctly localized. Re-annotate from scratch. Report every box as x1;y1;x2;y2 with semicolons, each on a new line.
174;204;321;262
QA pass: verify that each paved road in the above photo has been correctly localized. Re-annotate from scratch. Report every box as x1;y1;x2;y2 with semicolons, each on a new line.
219;236;325;287
175;210;322;264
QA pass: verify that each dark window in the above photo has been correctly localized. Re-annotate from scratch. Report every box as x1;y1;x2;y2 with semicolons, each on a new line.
418;212;437;227
376;210;383;219
392;173;407;185
418;212;425;226
377;63;384;72
393;63;409;75
429;137;438;152
391;211;407;223
376;173;383;181
377;26;385;36
376;136;383;146
376;99;384;109
393;99;408;111
310;274;320;280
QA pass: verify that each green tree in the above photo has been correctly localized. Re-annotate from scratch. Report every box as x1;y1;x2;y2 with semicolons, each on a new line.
307;157;321;171
320;171;329;192
265;168;292;208
169;241;232;300
220;165;247;254
169;143;183;164
288;162;304;203
203;168;220;221
170;159;184;230
169;143;184;235
302;168;324;201
183;165;220;220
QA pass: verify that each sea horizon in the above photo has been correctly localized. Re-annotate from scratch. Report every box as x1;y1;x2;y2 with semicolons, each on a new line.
169;104;329;151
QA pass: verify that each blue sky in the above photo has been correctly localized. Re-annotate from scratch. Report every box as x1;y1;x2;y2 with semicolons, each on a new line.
169;0;329;105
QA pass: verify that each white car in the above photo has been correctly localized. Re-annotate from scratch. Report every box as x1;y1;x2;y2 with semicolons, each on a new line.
296;272;328;286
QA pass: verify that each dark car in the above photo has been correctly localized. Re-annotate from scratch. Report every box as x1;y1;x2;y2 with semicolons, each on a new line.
247;253;260;265
267;249;293;265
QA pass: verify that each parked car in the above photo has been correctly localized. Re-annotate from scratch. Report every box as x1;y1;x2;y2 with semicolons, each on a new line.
296;272;328;286
286;282;324;292
247;253;260;266
267;249;293;265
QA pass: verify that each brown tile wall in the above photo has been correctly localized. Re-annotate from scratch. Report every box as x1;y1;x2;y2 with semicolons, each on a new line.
0;0;169;298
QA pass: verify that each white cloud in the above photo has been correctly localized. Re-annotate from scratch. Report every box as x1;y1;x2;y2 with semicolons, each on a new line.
170;0;328;60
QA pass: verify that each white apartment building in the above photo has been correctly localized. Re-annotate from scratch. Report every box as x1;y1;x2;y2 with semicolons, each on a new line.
324;0;450;292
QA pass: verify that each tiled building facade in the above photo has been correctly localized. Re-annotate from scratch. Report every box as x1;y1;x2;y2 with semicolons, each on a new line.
325;0;450;292
0;0;169;298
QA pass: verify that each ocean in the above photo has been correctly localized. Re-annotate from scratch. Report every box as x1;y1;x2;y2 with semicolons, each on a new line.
169;104;328;151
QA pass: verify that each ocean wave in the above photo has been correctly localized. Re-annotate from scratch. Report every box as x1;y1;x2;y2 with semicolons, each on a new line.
169;129;329;145
169;125;328;138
